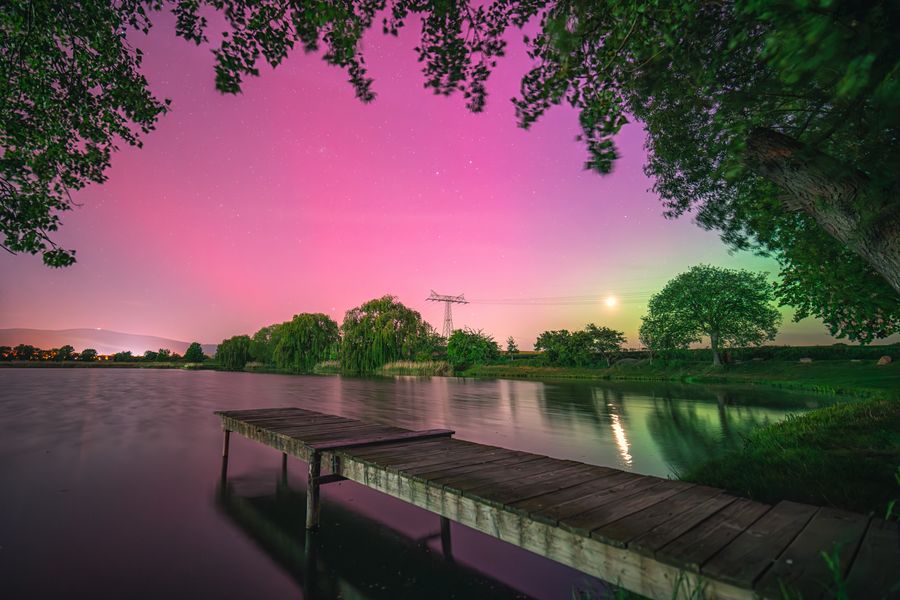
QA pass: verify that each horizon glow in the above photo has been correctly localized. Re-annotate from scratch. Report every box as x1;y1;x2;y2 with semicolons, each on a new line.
0;14;870;349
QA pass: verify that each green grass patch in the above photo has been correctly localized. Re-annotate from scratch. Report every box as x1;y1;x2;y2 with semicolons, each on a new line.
462;360;900;399
680;398;900;514
378;360;451;376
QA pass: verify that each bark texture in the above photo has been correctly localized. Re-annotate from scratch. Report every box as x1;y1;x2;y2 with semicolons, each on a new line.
746;127;900;295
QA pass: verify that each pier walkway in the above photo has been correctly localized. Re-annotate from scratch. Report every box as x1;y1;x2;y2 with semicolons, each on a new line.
216;407;898;600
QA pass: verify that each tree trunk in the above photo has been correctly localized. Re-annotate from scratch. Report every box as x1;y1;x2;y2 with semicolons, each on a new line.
745;128;900;295
710;331;721;366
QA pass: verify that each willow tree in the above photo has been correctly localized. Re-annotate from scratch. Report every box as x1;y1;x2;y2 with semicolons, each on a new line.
644;266;782;366
215;335;252;371
272;313;340;373
340;296;437;373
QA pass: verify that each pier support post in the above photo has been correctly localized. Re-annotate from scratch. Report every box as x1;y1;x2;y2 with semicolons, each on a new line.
306;451;322;530
220;429;231;482
440;516;453;561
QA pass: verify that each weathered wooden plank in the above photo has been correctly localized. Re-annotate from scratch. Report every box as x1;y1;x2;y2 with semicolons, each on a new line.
537;474;665;525
844;518;900;600
591;485;724;548
438;457;567;492
508;470;637;521
345;438;461;460
466;463;609;508
629;492;738;556
656;497;771;572
308;428;455;451
701;501;818;588
404;448;534;478
754;507;869;599
298;424;403;443
558;480;694;537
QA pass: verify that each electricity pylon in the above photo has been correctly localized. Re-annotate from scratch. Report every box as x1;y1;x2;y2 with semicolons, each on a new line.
426;291;468;339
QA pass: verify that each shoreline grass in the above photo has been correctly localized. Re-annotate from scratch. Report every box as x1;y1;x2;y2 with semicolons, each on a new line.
680;397;900;515
461;360;900;399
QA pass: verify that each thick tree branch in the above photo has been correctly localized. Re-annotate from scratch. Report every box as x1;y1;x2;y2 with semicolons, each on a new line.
745;127;900;295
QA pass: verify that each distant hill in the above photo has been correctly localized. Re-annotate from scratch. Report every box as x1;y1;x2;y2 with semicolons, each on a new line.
0;328;217;356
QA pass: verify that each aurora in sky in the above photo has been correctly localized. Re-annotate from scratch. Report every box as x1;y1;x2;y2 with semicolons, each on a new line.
0;13;858;348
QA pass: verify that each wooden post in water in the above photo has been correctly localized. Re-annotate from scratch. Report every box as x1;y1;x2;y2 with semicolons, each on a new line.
220;429;231;482
440;516;453;562
306;451;322;530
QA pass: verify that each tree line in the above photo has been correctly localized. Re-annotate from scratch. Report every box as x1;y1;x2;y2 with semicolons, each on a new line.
1;342;208;363
216;265;787;373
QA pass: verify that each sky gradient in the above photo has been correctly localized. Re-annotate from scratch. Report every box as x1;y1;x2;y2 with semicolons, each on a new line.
0;15;855;349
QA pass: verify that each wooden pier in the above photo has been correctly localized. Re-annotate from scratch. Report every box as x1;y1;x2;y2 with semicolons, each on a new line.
216;407;899;600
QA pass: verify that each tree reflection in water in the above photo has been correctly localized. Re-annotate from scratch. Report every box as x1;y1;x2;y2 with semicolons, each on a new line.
645;388;775;475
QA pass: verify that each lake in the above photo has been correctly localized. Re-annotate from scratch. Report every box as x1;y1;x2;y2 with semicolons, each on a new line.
0;369;831;599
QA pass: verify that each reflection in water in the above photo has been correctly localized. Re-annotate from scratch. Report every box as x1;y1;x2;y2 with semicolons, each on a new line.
216;478;530;599
608;413;633;469
645;390;773;475
0;369;832;599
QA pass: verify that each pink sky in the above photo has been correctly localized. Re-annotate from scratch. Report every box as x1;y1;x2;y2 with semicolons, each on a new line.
0;15;853;348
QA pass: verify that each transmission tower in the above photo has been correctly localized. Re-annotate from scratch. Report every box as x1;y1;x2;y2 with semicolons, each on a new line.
426;291;468;338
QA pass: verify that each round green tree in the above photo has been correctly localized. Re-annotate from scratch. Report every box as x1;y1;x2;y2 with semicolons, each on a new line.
644;265;781;365
447;328;501;371
340;296;436;373
272;313;340;373
184;342;206;362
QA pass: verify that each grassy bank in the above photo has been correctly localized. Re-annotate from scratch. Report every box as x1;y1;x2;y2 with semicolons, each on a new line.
462;359;900;398
681;398;900;515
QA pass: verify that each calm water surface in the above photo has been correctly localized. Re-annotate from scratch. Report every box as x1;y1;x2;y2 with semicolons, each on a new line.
0;369;831;599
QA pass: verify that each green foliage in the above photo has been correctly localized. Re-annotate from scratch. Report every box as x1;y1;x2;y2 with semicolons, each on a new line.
681;398;900;515
340;295;437;373
643;265;782;365
272;313;340;373
506;336;518;356
216;335;252;370
156;348;172;362
1;0;168;265
250;324;281;365
112;351;134;362
5;0;898;346
55;344;74;361
80;348;98;361
143;350;158;361
184;342;206;362
535;324;626;367
447;328;501;371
